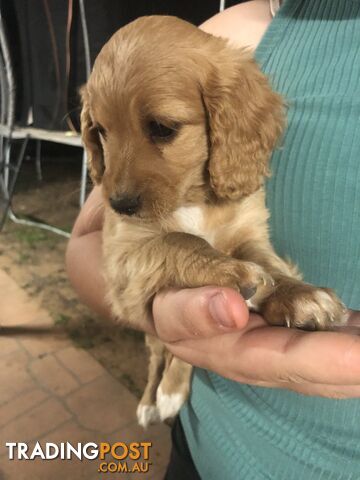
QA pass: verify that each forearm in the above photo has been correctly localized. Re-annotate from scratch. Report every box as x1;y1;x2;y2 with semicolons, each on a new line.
66;217;156;334
65;230;113;321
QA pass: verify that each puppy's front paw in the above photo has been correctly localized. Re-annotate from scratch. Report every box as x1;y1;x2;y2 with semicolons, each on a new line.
208;258;274;301
261;282;347;330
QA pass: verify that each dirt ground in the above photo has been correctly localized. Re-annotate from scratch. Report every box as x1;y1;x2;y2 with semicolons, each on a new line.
0;143;147;397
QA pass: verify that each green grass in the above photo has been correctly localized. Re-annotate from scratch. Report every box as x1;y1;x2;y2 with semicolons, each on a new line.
54;313;71;326
13;226;61;249
17;252;31;264
69;329;95;349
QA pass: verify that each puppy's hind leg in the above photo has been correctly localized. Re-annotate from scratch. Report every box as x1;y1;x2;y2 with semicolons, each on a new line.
156;357;192;423
137;335;166;428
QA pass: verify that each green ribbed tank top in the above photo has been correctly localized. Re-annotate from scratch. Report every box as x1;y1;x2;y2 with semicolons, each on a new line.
181;1;360;478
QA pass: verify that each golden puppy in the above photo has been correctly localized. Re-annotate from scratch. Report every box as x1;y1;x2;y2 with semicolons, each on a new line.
80;16;346;427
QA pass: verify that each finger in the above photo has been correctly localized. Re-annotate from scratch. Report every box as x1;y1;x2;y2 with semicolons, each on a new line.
153;286;249;342
167;317;360;386
231;379;360;399
280;382;360;398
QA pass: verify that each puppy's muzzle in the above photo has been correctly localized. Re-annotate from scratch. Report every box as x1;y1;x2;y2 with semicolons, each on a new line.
109;195;141;216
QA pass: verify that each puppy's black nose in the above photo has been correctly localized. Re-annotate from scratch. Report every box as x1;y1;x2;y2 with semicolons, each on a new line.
109;195;141;216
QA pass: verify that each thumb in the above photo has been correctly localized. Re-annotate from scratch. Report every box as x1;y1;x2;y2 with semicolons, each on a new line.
152;286;249;343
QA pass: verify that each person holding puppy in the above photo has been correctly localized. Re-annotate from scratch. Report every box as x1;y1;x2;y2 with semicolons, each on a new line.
66;0;360;478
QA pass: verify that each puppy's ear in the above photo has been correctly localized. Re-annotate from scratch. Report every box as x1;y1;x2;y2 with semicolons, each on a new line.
80;86;104;184
202;48;284;200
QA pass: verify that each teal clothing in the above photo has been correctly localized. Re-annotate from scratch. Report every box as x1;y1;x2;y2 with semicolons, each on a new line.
181;1;360;479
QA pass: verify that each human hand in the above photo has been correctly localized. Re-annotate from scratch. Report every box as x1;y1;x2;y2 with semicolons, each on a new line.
153;287;360;398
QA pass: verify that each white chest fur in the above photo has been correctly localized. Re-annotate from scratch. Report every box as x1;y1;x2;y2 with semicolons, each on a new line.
173;206;216;246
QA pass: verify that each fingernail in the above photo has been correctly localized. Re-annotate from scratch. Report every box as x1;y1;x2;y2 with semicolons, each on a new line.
208;292;234;328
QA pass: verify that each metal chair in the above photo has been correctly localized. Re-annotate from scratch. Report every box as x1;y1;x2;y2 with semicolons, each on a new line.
0;0;92;237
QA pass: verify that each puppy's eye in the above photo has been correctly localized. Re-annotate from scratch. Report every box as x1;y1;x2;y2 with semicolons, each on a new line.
148;120;177;142
95;123;106;139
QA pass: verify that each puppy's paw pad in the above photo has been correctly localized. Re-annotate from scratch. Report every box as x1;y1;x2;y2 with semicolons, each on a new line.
156;386;186;421
136;404;161;428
